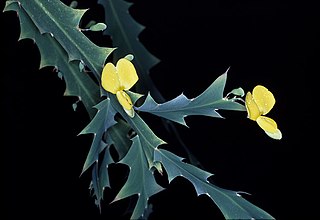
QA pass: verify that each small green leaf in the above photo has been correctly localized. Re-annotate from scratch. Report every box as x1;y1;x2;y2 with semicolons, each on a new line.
124;54;134;61
78;61;85;72
69;1;78;8
89;22;107;32
229;87;245;97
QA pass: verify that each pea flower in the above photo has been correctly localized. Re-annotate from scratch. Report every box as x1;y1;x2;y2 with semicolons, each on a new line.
245;85;282;140
101;58;138;117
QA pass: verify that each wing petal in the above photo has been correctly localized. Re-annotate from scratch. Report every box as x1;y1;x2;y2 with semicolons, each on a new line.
245;91;261;121
101;62;121;94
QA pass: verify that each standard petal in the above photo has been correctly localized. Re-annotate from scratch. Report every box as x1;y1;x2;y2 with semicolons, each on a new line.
252;85;275;115
245;91;261;121
256;116;278;133
101;62;121;94
116;58;138;90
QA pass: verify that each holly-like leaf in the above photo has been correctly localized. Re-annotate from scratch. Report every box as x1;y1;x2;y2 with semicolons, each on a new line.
79;98;117;174
114;136;164;220
98;0;165;101
90;143;114;209
5;0;115;79
4;1;100;118
137;72;246;126
109;94;166;168
154;149;275;219
108;119;132;161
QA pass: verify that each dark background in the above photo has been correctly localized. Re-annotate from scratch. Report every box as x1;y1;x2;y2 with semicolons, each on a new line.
1;0;319;219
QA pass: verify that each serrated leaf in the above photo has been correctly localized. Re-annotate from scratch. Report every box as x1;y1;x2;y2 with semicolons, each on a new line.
90;143;114;209
4;1;100;118
127;90;144;105
80;98;117;174
99;0;165;100
5;0;115;79
110;94;166;168
108;119;132;161
114;136;164;219
137;72;246;126
154;149;274;219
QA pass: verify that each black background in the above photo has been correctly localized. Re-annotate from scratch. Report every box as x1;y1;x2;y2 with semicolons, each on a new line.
1;0;319;219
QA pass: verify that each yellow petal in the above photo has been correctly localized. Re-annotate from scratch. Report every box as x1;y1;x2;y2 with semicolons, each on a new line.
256;116;278;133
101;62;121;94
116;90;133;110
265;129;282;140
252;85;275;115
116;58;138;90
245;91;261;121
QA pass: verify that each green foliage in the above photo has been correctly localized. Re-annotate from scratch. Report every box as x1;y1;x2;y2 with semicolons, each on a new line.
79;98;117;174
155;149;274;219
4;0;100;117
98;0;163;100
137;72;245;126
3;0;275;219
114;136;165;219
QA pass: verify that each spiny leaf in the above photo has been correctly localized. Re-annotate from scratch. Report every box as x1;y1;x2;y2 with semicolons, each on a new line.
4;1;100;118
98;0;202;171
114;136;164;220
137;72;246;126
109;94;166;168
90;143;114;209
108;119;132;161
154;149;275;219
79;98;117;174
98;0;164;100
5;0;115;79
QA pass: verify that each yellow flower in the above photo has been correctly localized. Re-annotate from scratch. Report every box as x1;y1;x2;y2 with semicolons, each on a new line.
245;85;282;140
101;58;138;117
